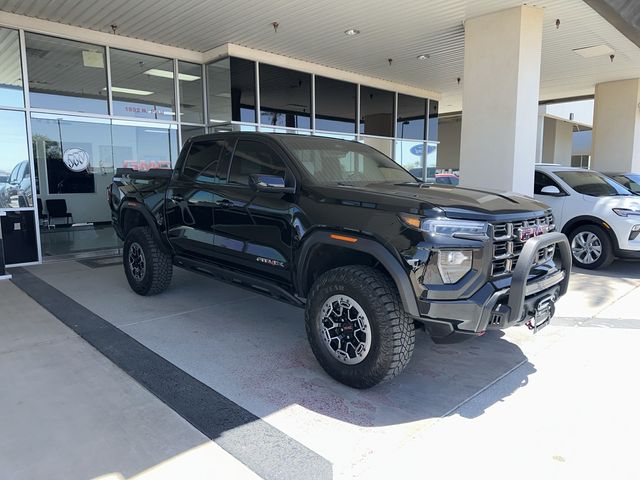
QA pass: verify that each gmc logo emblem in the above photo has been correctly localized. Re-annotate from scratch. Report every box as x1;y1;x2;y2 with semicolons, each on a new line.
517;224;549;242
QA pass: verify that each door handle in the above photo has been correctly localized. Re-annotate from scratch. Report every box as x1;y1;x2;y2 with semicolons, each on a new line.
216;199;232;208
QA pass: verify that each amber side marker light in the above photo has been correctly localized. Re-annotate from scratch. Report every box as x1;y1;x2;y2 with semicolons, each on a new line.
399;213;422;229
330;234;358;243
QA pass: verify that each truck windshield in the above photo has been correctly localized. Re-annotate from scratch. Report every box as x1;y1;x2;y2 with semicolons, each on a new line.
554;170;632;197
280;136;416;185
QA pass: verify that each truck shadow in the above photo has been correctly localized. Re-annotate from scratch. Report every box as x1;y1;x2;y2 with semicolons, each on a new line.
251;329;535;427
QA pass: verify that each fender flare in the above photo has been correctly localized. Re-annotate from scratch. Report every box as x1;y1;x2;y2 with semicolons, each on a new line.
295;230;420;317
119;202;172;254
561;215;620;250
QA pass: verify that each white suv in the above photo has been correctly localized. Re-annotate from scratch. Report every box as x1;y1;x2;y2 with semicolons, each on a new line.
534;165;640;269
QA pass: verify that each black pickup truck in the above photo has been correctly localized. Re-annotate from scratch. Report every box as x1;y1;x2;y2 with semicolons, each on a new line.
108;132;571;388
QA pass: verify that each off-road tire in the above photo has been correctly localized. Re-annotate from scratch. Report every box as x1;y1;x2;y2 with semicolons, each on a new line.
123;226;173;295
305;265;415;389
568;224;614;270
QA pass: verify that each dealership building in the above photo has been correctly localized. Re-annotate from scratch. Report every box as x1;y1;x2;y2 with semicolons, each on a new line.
0;0;639;267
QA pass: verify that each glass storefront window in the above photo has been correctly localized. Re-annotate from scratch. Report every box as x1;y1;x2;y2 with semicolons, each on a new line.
259;126;311;135
360;86;394;137
361;135;393;159
207;58;231;123
178;61;204;124
314;131;357;142
0;28;24;108
110;49;175;120
0;110;31;208
428;100;439;141
315;77;356;134
31;113;112;196
181;125;206;145
394;139;425;178
427;141;438;179
397;94;426;140
25;33;108;114
259;64;311;129
207;57;256;124
112;120;178;170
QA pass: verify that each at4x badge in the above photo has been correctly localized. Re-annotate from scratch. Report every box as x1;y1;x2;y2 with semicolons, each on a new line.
256;257;285;268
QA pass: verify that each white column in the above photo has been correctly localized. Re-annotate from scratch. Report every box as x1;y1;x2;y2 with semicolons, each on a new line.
459;6;544;196
541;117;574;166
591;79;640;173
535;114;545;164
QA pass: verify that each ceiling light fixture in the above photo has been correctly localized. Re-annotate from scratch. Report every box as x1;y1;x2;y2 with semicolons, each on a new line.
107;86;154;96
144;68;200;81
417;54;430;60
573;45;614;58
344;28;360;36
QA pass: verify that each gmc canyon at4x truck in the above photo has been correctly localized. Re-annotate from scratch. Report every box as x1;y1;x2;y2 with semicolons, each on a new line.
108;133;571;388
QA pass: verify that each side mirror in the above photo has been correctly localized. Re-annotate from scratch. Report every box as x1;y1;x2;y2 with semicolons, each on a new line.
540;185;562;195
248;174;295;194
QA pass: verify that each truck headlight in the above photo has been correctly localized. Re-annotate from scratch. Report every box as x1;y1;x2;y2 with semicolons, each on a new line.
400;214;488;238
437;250;473;284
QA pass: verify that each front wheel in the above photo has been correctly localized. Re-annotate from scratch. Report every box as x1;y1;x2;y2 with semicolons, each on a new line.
123;226;173;295
568;224;614;270
305;266;415;389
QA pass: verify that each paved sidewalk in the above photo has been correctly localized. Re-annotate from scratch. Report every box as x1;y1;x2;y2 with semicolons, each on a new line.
0;280;260;480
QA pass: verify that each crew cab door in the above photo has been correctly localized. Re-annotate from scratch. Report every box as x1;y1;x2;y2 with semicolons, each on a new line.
210;138;295;284
534;171;568;227
165;139;231;261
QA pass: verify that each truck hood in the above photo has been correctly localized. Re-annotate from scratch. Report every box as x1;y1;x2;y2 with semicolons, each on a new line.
309;182;550;219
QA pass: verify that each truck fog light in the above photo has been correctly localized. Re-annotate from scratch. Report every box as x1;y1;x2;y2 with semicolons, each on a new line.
632;225;640;232
437;250;472;284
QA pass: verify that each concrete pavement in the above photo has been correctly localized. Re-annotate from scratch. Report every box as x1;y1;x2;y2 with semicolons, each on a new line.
3;257;640;479
0;280;260;480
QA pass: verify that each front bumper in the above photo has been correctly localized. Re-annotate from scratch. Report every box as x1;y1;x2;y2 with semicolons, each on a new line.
417;232;572;341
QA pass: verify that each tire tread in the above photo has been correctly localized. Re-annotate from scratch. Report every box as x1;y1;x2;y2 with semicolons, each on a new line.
305;265;415;388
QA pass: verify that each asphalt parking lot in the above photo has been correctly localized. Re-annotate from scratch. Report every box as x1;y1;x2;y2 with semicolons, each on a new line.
3;258;640;479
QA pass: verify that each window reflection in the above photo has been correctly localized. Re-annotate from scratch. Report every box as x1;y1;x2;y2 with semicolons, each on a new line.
394;139;425;174
315;77;356;133
397;94;426;140
112;120;178;170
207;57;256;124
428;100;439;141
181;125;206;145
0;110;31;208
259;64;311;129
25;33;108;114
31;114;111;196
178;61;204;124
361;136;393;158
0;28;24;108
110;49;175;120
360;86;394;137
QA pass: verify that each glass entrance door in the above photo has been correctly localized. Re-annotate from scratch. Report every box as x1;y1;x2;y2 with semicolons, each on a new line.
31;113;120;257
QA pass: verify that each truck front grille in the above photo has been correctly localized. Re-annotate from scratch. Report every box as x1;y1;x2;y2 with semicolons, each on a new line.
490;211;555;277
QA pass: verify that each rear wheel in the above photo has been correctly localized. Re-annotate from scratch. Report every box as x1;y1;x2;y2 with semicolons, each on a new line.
305;266;415;389
568;224;614;270
123;226;173;295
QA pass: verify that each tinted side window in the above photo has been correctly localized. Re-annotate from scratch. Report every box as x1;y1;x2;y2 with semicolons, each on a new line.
613;176;631;188
228;140;286;186
182;140;223;182
534;171;562;194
